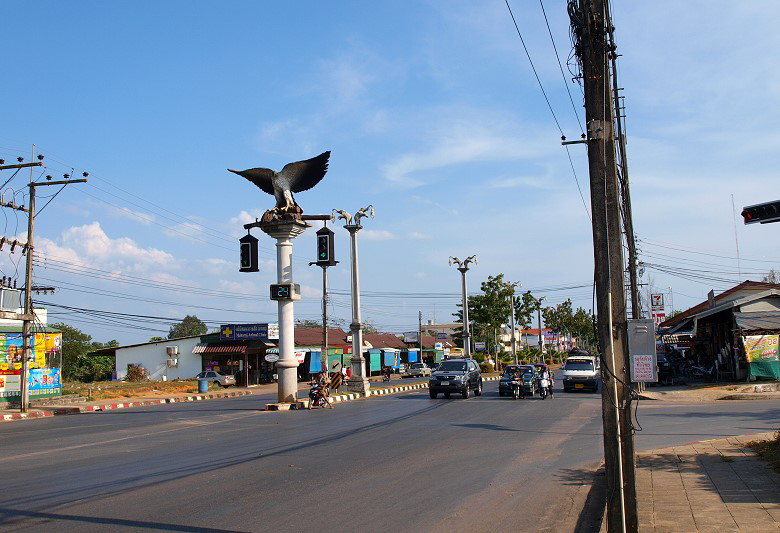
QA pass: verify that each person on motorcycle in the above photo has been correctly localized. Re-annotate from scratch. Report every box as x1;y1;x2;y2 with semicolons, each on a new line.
383;365;392;381
539;366;554;398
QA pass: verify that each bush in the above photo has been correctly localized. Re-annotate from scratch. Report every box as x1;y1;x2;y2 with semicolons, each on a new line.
479;362;494;373
126;364;148;382
472;352;486;364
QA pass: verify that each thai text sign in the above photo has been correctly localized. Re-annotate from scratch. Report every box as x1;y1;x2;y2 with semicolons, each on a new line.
630;354;657;382
743;335;780;380
220;324;279;341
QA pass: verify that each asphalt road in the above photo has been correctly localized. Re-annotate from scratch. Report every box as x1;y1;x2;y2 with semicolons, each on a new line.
0;380;777;533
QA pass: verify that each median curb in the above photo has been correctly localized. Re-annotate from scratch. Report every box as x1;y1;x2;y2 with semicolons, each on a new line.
1;390;253;422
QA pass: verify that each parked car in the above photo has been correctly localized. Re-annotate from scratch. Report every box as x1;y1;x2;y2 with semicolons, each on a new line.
561;355;599;392
498;364;537;397
428;358;482;399
195;370;236;388
403;362;432;378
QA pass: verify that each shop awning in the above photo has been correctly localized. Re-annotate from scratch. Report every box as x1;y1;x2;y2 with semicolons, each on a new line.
734;311;780;332
193;342;248;355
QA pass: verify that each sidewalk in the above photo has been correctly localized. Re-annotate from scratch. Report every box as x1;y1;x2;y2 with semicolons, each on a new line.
634;432;780;532
639;382;780;402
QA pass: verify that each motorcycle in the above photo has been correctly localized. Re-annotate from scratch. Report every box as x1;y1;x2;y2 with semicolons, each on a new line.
510;379;522;400
539;377;549;399
382;373;391;382
308;382;332;409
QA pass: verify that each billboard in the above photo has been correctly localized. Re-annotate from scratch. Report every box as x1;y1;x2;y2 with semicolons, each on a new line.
0;332;61;373
403;332;419;343
743;335;780;380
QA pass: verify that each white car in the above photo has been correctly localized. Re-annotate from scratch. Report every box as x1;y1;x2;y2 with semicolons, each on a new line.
403;363;432;378
195;370;236;387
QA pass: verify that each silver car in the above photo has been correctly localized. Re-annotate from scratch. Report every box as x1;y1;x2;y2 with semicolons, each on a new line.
403;362;432;378
195;370;236;387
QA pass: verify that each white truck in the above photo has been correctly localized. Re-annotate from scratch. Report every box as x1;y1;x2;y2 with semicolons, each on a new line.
561;354;600;392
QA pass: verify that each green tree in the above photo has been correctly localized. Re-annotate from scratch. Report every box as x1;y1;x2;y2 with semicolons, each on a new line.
50;322;115;382
148;336;166;342
515;291;542;330
542;299;574;336
570;307;596;348
168;315;207;339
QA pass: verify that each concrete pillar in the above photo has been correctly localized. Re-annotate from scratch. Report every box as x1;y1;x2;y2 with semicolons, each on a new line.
262;220;308;403
346;225;370;394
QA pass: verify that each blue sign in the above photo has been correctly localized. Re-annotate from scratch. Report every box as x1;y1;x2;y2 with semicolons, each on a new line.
220;324;278;340
28;368;61;394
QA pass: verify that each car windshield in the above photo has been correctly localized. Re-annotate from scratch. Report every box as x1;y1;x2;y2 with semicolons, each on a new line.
566;359;594;371
438;361;467;372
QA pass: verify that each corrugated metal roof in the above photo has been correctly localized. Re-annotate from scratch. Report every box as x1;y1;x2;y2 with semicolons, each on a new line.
734;311;780;332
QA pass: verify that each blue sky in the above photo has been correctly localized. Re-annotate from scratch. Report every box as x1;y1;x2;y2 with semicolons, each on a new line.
2;1;779;344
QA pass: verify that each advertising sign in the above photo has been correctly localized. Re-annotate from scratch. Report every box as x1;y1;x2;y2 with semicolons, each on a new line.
743;335;780;379
474;341;486;351
436;333;448;340
651;293;664;311
434;342;443;350
652;312;666;326
28;368;61;395
403;332;419;343
220;324;279;341
0;373;21;397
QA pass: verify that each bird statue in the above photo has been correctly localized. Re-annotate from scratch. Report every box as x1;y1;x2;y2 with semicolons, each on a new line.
448;255;478;269
229;151;331;219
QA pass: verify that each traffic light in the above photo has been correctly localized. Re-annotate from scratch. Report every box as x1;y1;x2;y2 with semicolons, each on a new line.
742;200;780;225
315;226;335;266
239;233;259;272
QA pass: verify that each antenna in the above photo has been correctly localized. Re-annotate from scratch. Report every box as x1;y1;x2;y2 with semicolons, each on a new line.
731;194;742;281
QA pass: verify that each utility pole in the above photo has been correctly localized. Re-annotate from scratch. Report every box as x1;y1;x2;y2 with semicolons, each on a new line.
12;152;87;413
449;255;477;358
607;8;640;321
537;297;545;358
418;311;424;365
570;1;638;531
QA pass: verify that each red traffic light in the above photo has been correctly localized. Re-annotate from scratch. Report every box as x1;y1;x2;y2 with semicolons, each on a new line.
742;200;780;225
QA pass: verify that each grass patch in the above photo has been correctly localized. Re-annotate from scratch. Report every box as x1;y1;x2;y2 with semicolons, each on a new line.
746;431;780;472
62;380;215;401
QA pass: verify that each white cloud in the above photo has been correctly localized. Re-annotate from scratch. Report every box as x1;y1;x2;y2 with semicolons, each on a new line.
408;231;432;240
114;207;156;225
360;229;396;241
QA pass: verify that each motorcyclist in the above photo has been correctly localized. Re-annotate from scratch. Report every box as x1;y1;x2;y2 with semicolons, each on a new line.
383;365;392;381
539;365;554;398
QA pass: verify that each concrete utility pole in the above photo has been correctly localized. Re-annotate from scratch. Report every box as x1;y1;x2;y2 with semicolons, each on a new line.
18;157;87;412
448;255;477;358
418;311;424;365
537;297;545;357
570;0;638;530
334;206;373;394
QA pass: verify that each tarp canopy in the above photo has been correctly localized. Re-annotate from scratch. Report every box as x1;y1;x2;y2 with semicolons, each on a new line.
193;342;247;354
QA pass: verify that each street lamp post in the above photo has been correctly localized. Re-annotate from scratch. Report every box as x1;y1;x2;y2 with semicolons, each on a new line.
333;206;374;394
448;255;477;358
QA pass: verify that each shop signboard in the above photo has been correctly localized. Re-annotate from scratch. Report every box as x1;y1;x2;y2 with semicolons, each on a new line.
434;342;443;350
0;373;21;398
743;335;780;380
652;312;666;326
474;341;486;351
220;323;279;341
437;333;448;340
651;293;664;311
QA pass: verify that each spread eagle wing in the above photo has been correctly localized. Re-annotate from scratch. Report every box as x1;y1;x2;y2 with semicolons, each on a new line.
228;167;276;196
281;151;331;193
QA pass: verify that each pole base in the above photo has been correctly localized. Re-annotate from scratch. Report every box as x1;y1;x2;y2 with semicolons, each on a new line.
265;402;305;411
346;377;371;394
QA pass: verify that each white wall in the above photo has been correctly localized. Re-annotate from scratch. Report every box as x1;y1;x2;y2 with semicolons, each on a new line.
115;338;202;381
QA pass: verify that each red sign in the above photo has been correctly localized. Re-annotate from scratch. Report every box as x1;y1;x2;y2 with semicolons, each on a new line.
652;312;666;326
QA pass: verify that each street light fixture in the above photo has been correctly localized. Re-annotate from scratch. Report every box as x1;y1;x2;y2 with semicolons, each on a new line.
448;255;477;359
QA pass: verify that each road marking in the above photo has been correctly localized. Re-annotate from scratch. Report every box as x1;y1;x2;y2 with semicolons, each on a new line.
1;411;262;461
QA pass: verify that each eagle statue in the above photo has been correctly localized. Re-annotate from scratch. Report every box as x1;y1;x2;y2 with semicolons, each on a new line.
229;151;331;220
